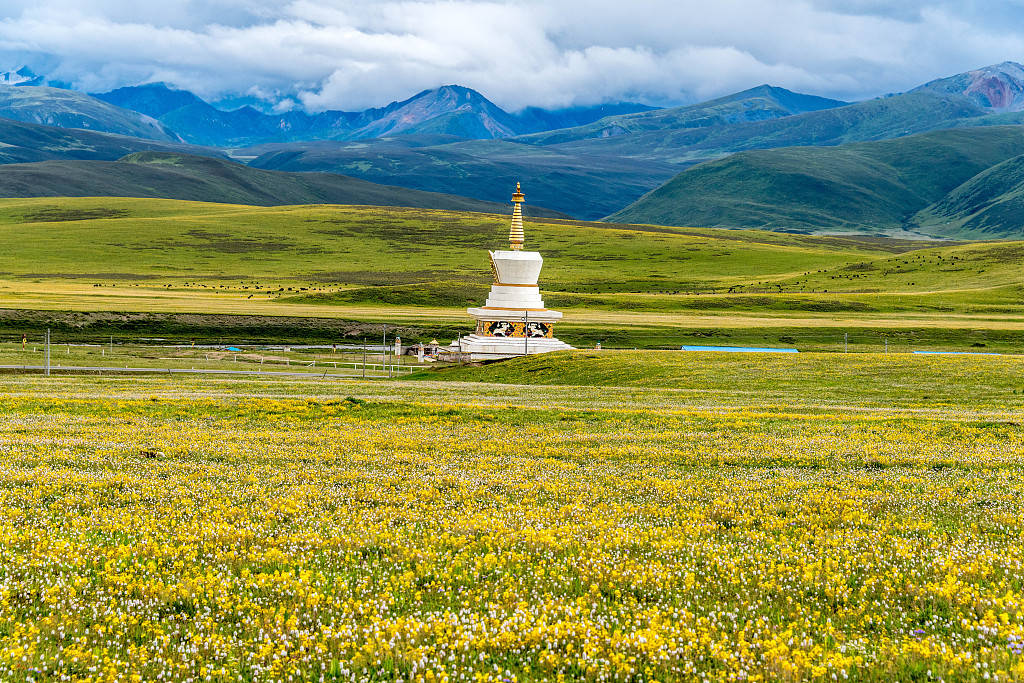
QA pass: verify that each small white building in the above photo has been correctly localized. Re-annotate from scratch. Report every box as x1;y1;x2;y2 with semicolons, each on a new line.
446;183;573;361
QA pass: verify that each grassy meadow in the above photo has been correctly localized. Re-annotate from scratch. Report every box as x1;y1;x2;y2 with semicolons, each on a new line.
0;196;1022;351
415;349;1024;411
2;352;1024;681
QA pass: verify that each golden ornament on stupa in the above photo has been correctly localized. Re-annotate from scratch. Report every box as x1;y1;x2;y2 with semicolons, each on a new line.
508;181;525;250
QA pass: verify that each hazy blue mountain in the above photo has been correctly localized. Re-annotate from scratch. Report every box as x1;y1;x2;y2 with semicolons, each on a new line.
0;85;181;141
516;85;848;147
352;85;520;139
95;83;204;118
0;66;44;86
97;83;363;146
91;82;656;147
155;101;344;147
511;102;658;134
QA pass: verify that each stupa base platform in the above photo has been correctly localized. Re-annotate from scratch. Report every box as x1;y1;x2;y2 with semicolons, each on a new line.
441;334;573;361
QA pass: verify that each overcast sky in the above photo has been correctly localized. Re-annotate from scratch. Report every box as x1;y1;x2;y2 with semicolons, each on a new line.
0;0;1022;111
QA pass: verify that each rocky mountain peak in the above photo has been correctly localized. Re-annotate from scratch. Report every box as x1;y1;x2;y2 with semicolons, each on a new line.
0;66;43;86
914;61;1024;112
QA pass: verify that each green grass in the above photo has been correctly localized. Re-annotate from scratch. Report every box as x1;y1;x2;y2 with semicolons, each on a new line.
0;197;901;291
0;196;1021;350
412;349;1024;411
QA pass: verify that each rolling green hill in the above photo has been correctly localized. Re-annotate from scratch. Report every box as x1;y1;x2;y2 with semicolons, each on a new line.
0;85;179;141
0;195;1015;300
515;85;848;147
912;153;1024;237
0;197;901;290
0;117;221;165
0;152;568;215
608;126;1024;237
521;91;1005;164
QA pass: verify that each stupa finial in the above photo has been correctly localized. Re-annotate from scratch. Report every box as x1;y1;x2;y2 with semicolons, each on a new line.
509;182;525;250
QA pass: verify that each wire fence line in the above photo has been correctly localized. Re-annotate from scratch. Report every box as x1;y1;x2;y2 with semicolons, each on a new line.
2;329;434;379
0;364;417;379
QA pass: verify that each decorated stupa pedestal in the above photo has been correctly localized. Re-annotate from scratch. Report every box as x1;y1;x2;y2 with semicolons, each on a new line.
446;183;573;361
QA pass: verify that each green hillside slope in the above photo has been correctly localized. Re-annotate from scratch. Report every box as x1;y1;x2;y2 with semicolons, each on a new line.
0;117;221;165
609;126;1024;236
1;196;1017;303
0;85;178;141
527;91;1000;165
912;153;1024;237
0;152;568;215
0;197;901;290
517;85;848;146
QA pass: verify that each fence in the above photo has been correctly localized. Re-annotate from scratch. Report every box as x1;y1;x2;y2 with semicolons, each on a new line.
0;332;428;379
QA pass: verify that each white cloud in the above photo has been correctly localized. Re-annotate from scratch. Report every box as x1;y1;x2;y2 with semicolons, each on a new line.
0;0;1021;111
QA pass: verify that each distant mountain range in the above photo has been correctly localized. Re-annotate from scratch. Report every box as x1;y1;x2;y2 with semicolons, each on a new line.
265;61;1024;222
94;82;656;147
2;61;1024;236
241;84;857;217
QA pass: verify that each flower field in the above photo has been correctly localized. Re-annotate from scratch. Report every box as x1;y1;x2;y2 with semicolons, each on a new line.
1;370;1023;682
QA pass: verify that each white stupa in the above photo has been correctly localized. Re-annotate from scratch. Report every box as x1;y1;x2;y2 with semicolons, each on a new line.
447;183;573;361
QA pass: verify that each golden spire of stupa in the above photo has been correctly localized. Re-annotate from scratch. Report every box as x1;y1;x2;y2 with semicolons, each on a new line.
509;182;525;250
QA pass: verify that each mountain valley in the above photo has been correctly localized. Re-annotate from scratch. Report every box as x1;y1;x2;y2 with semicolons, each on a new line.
1;61;1024;235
